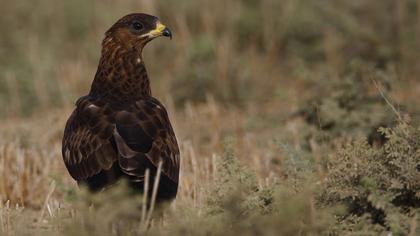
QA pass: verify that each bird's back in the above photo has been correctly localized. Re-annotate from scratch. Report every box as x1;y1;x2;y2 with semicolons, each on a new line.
63;95;179;202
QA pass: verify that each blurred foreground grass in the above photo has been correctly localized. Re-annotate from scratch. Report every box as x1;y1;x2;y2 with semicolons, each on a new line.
0;0;419;235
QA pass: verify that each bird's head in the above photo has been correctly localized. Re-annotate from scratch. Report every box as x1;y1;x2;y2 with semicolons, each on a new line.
104;13;172;52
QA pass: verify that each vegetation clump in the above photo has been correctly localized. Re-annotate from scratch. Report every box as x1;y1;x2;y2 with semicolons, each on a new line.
321;122;420;235
150;139;332;236
297;72;397;147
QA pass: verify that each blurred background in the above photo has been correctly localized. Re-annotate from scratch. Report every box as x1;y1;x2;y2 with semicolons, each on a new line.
1;0;419;117
0;0;419;234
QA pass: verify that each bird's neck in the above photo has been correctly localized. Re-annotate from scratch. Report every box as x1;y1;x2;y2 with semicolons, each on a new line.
89;38;151;102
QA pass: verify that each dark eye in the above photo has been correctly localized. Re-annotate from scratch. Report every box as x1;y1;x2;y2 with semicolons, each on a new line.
132;21;143;31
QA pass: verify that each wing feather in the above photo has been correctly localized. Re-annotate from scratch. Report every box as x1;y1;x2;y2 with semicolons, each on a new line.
114;98;180;183
62;100;117;180
62;96;180;184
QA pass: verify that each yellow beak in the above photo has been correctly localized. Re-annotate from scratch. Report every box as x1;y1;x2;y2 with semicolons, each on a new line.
150;22;172;39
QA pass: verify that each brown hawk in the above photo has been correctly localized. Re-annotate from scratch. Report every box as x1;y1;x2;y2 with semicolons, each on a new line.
62;13;179;202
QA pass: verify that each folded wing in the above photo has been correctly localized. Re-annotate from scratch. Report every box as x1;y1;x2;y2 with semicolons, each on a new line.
62;97;180;185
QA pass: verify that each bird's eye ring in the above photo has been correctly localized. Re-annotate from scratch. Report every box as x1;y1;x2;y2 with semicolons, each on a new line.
132;22;143;31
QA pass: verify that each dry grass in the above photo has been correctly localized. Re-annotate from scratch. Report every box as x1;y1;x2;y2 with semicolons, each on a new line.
0;99;287;235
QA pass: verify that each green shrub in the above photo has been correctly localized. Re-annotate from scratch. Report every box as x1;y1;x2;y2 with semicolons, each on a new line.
158;138;332;236
321;122;420;235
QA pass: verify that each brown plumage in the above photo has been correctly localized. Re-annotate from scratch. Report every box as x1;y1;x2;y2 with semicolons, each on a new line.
62;13;179;202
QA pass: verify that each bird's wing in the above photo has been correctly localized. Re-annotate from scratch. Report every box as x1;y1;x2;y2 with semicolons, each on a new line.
62;98;117;181
62;97;180;183
114;97;180;183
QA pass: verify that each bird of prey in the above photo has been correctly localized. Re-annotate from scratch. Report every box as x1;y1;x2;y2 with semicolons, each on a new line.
62;13;180;202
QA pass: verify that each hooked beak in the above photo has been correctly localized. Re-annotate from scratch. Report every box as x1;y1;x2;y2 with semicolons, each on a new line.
162;27;172;39
150;22;172;40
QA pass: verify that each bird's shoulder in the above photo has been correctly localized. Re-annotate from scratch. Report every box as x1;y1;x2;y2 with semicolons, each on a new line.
62;95;117;180
65;95;172;133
